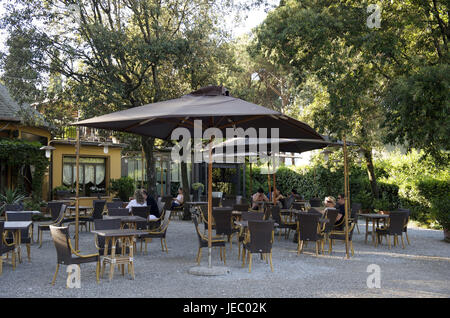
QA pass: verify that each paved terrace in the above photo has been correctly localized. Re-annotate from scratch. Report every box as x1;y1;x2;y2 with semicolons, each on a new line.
1;219;449;298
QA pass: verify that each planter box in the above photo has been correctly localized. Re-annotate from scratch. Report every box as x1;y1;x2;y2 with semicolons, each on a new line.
444;229;450;243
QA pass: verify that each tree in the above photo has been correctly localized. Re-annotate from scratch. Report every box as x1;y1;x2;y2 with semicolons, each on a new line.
1;0;233;198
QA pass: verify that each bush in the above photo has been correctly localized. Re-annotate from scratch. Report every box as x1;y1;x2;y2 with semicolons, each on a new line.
418;178;450;229
110;177;135;202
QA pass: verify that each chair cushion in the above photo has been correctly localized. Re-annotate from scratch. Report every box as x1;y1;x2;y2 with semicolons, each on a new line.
0;245;15;255
71;254;100;265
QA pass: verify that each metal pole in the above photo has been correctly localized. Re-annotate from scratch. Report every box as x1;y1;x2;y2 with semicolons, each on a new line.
267;162;271;201
249;163;253;196
141;147;145;189
207;137;213;268
75;127;80;251
343;135;350;259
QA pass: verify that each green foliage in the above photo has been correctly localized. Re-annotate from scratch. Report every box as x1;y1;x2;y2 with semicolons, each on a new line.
0;138;49;202
417;178;450;230
110;177;135;202
0;188;26;214
192;183;205;192
382;64;450;164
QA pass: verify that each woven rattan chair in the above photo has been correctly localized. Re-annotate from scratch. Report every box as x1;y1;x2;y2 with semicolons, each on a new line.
350;202;362;233
321;208;339;248
238;211;265;258
80;200;106;231
140;210;172;254
397;208;411;245
233;203;250;213
5;211;33;262
0;221;16;274
328;222;356;256
106;201;124;211
4;204;22;212
107;208;130;216
49;225;100;286
192;214;226;265
375;211;409;249
296;213;324;256
242;220;275;272
212;207;239;249
270;205;296;240
38;204;66;248
309;198;322;207
131;206;150;230
221;198;236;208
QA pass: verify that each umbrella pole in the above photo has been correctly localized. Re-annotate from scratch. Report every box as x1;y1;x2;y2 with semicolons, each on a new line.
267;163;271;201
343;135;350;259
141;147;145;189
208;138;213;268
75;127;80;251
273;173;277;205
249;163;252;196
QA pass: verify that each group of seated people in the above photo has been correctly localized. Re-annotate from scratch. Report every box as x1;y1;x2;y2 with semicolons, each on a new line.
251;188;346;225
125;188;185;221
251;188;303;209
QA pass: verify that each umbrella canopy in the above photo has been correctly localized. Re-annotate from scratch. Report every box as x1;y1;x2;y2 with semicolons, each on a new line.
75;86;323;141
73;86;325;268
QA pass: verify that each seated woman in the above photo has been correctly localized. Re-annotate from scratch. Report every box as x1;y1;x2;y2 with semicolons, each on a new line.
271;189;285;208
126;189;147;213
172;188;184;209
251;188;269;209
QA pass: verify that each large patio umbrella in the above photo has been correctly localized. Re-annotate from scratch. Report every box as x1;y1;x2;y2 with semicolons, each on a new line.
74;86;325;269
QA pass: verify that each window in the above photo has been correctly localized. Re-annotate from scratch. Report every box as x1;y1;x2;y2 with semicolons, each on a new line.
62;156;106;195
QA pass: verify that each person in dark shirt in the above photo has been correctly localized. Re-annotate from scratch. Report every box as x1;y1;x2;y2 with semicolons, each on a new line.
142;190;160;218
334;194;346;230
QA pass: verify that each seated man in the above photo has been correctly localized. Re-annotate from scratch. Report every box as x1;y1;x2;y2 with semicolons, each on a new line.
172;188;184;209
251;188;269;209
334;194;346;227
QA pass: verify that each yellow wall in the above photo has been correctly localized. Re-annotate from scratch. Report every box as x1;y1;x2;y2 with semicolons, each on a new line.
51;143;122;198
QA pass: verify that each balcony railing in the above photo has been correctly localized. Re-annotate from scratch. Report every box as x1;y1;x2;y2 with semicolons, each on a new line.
54;126;113;142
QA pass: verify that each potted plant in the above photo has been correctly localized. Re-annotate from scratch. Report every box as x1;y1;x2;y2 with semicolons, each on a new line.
192;183;205;201
110;177;135;202
0;188;26;215
53;185;71;199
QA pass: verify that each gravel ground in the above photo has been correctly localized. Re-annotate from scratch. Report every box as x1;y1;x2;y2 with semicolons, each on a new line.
1;218;449;298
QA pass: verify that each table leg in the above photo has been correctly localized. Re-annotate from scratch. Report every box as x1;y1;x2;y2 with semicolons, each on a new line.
16;230;23;264
109;237;117;282
365;219;369;244
102;237;110;278
129;236;135;280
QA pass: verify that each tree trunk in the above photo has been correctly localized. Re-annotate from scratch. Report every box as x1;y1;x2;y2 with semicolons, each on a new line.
364;148;379;199
181;161;191;220
141;136;157;198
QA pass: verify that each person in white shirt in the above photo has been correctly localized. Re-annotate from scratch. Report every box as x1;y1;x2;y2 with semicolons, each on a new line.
172;188;184;208
126;189;147;212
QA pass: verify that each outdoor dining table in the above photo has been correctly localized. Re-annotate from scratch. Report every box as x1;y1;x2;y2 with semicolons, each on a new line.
91;228;148;281
357;213;389;246
103;215;147;229
3;221;33;264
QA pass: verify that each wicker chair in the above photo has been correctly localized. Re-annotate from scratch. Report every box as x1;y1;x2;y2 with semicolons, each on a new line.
192;214;226;265
350;202;362;233
131;206;150;230
107;208;130;216
49;225;100;286
106;201;124;211
38;204;67;248
328;222;356;256
221;198;236;208
238;211;264;258
270;205;297;240
4;204;22;212
233;203;250;213
5;211;33;262
93;218;124;255
397;208;411;245
140;210;172;254
0;221;16;274
79;200;106;231
309;198;322;207
241;220;275;272
296;212;324;256
213;207;239;249
321;208;339;247
375;211;409;249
